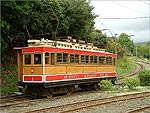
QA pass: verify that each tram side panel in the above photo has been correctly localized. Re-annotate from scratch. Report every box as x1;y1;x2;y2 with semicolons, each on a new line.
15;49;117;96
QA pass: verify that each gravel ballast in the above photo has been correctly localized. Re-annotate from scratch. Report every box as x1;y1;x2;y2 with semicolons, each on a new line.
1;88;150;113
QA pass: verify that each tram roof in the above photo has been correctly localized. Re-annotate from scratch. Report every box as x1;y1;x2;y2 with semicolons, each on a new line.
14;38;117;58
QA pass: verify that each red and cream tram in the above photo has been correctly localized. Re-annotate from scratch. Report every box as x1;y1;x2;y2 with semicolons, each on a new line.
14;36;117;98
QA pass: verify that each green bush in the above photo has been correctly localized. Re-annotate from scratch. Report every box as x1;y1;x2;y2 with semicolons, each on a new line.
138;70;150;86
98;80;114;91
123;77;140;90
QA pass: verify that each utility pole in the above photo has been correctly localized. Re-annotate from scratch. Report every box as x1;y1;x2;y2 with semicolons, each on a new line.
136;46;137;61
128;35;135;58
114;34;118;79
115;34;118;55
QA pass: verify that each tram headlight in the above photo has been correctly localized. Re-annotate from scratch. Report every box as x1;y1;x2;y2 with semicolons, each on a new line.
31;68;34;73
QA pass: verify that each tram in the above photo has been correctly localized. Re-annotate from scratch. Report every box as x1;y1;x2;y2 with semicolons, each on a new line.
14;36;117;98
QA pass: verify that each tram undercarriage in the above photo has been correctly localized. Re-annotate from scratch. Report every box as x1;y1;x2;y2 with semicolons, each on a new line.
17;77;116;99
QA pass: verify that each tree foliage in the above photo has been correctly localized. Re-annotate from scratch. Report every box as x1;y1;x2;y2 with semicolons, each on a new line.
107;37;126;58
1;0;96;65
138;70;150;86
136;43;150;60
118;33;135;54
89;29;107;48
1;1;30;65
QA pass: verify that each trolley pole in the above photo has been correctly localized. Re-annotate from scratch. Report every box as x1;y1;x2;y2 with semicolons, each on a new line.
114;34;118;81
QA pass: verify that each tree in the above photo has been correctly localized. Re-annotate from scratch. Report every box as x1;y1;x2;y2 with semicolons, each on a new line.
89;29;107;48
1;1;30;65
58;0;96;40
1;0;96;65
118;33;135;54
27;0;62;37
107;37;126;58
137;43;150;60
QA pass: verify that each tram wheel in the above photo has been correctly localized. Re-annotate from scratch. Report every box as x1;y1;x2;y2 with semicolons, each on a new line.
31;93;37;100
66;90;72;95
66;86;74;95
66;87;73;95
47;94;53;99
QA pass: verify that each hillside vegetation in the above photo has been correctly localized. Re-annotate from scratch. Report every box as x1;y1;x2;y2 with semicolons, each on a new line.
117;56;136;77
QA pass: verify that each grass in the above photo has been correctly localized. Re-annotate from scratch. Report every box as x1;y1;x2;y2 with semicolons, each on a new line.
117;56;136;77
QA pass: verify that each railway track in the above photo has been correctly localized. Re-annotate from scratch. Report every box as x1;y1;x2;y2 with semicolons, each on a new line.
127;105;150;113
0;95;30;104
0;89;94;109
0;90;77;108
118;62;144;80
0;95;17;99
24;91;150;113
116;61;145;86
129;62;145;76
0;96;48;108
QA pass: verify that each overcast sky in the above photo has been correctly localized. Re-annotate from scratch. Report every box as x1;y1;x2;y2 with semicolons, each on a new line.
90;0;150;43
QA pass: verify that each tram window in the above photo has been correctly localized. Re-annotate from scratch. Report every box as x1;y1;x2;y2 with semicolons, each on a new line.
109;57;112;65
34;54;41;64
90;56;93;63
106;57;109;64
75;54;79;63
63;53;68;63
85;55;89;64
70;54;75;63
57;53;62;63
106;57;112;65
94;56;97;63
99;56;105;64
45;53;50;64
81;55;85;64
113;58;116;65
24;54;31;65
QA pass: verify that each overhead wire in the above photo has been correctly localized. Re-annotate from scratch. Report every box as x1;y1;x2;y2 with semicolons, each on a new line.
139;0;150;5
90;0;149;41
96;18;117;36
98;16;150;20
112;1;149;16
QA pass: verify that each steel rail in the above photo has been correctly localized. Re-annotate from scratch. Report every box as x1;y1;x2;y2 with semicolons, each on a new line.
24;91;150;113
0;95;30;104
60;94;150;113
126;105;150;113
0;97;48;108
